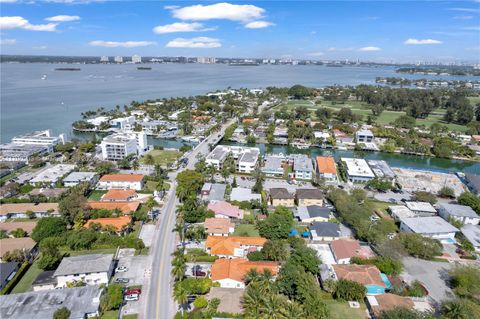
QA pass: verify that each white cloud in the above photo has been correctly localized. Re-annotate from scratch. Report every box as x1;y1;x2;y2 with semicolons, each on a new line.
404;38;443;45
170;3;265;23
327;47;354;52
166;37;221;48
244;20;274;29
89;40;157;48
33;45;48;50
45;15;80;22
153;22;215;34
358;46;382;51
307;51;324;57
448;7;480;13
0;0;18;3
453;15;473;20
164;5;180;10
462;26;480;31
0;16;57;31
0;38;16;45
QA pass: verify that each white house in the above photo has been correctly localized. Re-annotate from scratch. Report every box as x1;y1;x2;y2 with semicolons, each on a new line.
437;203;480;225
100;132;148;160
341;158;375;183
399;216;459;243
355;129;374;143
292;154;314;180
53;254;114;288
109;116;135;129
98;174;145;190
63;172;98;187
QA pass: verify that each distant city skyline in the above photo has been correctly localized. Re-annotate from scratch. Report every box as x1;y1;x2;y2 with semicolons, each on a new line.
0;1;479;63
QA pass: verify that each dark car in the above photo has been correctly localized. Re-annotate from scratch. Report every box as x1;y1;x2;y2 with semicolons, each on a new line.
192;267;207;277
114;278;129;284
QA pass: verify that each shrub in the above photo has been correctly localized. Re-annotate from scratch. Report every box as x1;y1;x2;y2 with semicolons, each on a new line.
193;296;208;309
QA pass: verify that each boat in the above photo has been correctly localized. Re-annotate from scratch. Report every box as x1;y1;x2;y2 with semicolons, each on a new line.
137;67;152;70
181;136;201;143
55;67;81;71
291;142;311;149
41;75;47;80
229;62;259;66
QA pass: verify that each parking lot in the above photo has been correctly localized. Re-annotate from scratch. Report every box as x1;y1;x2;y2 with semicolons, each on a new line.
185;262;212;277
114;249;149;286
401;256;455;304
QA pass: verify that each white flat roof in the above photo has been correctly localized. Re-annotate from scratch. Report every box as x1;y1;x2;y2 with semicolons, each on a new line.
389;205;415;219
405;201;437;213
401;216;459;234
341;158;375;178
308;244;337;265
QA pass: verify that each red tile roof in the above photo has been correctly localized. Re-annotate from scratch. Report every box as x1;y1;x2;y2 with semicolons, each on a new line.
211;258;279;282
102;189;138;201
88;201;140;214
205;236;267;256
99;174;144;182
333;264;386;288
207;201;243;219
204;218;234;235
331;239;361;260
84;216;132;231
316;156;337;174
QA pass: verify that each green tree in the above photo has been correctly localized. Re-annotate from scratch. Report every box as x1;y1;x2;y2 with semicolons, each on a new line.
398;233;442;260
144;154;155;166
378;307;428;319
100;284;123;311
10;228;27;238
393;115;416;129
458;192;480;214
38;237;63;270
176;170;204;202
449;265;480;302
334;279;366;301
288;84;313;99
438;186;455;199
59;187;87;226
442;299;480;319
31;217;67;243
413;191;437;204
258;207;294;240
262;239;290;261
52;307;71;319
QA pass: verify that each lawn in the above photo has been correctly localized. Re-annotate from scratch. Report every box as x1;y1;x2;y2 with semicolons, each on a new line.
232;224;259;237
100;310;119;319
11;259;43;293
140;149;181;167
123;315;138;319
88;190;107;201
145;181;159;192
60;247;118;257
325;299;368;319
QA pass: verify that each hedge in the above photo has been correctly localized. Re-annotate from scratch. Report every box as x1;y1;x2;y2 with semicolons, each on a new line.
0;262;30;295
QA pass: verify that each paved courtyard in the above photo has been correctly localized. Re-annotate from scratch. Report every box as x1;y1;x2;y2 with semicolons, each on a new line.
139;224;155;247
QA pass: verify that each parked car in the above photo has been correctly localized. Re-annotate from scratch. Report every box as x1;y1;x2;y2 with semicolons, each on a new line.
124;288;142;296
192;268;207;277
115;278;130;284
115;266;128;273
124;294;139;301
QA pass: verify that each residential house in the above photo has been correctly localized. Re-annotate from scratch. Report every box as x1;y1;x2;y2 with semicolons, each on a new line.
63;172;98;187
295;205;332;223
389;206;416;221
293;155;314;180
32;270;57;291
295;188;324;206
316;156;337;182
367;294;416;319
367;160;396;180
321;264;388;295
262;155;284;177
230;187;261;202
84;216;132;234
437;203;479;225
330;239;376;264
206;287;244;315
405;202;437;216
29;188;67;199
0;285;103;319
0;262;19;290
87;201;140;215
205;236;267;258
207;201;244;219
101;189;138;202
460;224;480;252
29;164;76;186
309;222;343;241
399;216;459;243
0;221;37;236
0;203;60;222
210;258;279;288
201;183;227;202
356;129;374;143
0;238;37;262
98;174;145;190
269;188;295;207
341;158;375;183
205;145;260;173
204;218;235;236
53;254;114;287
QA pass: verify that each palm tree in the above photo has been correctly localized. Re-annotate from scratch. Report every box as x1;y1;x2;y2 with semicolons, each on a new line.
173;284;188;314
441;301;468;319
132;160;139;171
260;294;287;319
242;282;265;317
173;223;185;242
281;301;305;319
171;258;186;281
243;268;260;285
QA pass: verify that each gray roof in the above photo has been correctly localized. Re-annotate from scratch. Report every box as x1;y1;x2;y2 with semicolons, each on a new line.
461;224;480;247
63;171;97;183
269;188;294;199
296;188;324;199
293;155;313;172
203;183;227;202
53;254;113;277
239;150;259;164
295;205;332;221
367;160;395;178
206;147;228;161
263;156;283;171
401;216;459;234
0;262;19;289
438;203;478;218
230;187;261;202
309;222;341;238
465;173;480;193
32;270;56;286
0;285;103;319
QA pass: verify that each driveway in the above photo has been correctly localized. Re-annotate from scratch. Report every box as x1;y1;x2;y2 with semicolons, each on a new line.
114;253;149;286
185;262;212;277
401;257;455;304
139;224;155;247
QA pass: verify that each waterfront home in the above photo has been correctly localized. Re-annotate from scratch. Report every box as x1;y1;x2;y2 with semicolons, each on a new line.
437;203;480;225
295;205;332;223
230;187;261;202
63;171;98;187
201;183;227;202
367;160;396;180
262;155;284;177
205;145;260;174
341;158;375;183
309;222;343;241
109;116;135;129
204;218;235;237
292;154;313;180
100;132;148;160
0;285;103;319
98;174;145;190
205;236;267;258
268;188;295;207
210;258;279;288
101;189;138;202
295;188;324;206
88;201;140;215
315;156;337;182
84;216;132;234
460;224;480;252
54;254;114;288
0;203;60;222
399;216;459;243
0;238;37;262
356;129;374;143
321;264;389;295
207;201;244;219
330;239;376;264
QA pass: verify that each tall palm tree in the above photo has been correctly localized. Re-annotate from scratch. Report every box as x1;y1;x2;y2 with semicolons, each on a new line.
281;301;305;319
242;282;265;316
441;301;468;319
173;284;188;314
243;268;260;286
171;258;186;281
260;294;287;319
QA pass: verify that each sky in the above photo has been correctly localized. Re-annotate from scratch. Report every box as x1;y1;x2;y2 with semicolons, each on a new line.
0;0;479;63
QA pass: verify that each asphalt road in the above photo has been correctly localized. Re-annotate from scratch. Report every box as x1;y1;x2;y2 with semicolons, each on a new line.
142;118;236;319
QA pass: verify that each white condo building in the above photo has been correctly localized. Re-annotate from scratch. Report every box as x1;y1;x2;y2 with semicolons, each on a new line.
100;132;148;160
114;56;123;63
100;56;109;63
341;158;375;183
206;145;260;173
132;55;142;63
11;130;65;150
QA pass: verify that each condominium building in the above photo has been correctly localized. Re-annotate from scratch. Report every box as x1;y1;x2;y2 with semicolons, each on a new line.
132;55;142;63
109;116;135;130
197;56;216;64
341;158;375;183
205;145;260;173
114;56;123;63
100;55;109;63
100;132;148;160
